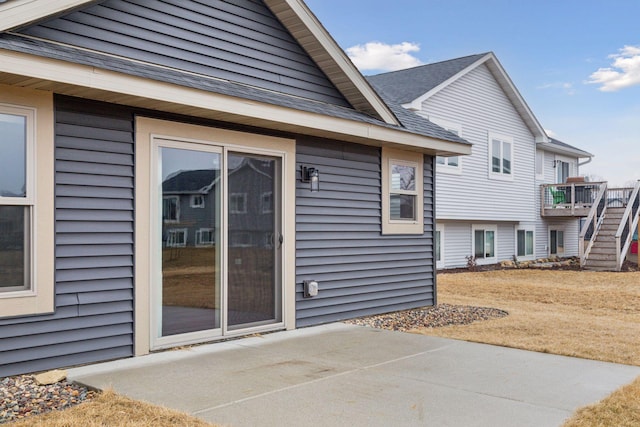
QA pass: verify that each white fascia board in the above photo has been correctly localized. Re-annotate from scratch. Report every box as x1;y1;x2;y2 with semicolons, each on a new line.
264;0;399;126
537;141;593;159
0;48;471;156
0;0;96;31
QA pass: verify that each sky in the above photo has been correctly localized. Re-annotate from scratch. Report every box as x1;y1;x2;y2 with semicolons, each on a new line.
305;0;640;187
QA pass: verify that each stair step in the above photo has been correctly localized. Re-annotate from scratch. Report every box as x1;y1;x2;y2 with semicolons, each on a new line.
587;254;617;261
584;260;618;268
590;247;617;255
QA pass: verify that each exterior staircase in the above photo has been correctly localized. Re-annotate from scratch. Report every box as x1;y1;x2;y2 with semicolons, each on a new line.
580;181;640;271
583;208;625;271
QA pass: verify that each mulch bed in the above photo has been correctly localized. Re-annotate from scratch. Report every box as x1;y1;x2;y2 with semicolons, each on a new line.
346;303;509;332
0;375;96;424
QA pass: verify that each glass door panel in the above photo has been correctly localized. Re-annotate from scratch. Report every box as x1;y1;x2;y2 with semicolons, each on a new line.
227;152;281;329
159;146;221;336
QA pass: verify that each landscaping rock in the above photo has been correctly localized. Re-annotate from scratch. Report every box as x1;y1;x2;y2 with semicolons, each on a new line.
34;369;67;386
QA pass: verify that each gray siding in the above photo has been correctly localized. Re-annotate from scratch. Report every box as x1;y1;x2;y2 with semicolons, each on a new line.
0;96;134;377
19;0;349;107
295;139;435;327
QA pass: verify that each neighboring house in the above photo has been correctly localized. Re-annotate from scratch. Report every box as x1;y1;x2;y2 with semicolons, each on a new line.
368;53;593;269
0;0;470;376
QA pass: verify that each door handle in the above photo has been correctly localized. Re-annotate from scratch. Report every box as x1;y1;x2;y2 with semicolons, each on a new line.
277;233;284;249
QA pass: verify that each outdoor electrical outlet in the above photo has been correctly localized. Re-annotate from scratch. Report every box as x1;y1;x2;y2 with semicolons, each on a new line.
303;280;319;298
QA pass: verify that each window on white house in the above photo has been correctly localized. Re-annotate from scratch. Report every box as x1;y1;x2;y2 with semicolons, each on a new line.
432;119;462;173
556;160;570;184
435;223;444;269
166;229;187;247
190;194;205;208
472;225;497;263
550;229;565;256
229;193;247;214
163;196;179;222
0;109;31;293
489;134;513;178
517;229;535;258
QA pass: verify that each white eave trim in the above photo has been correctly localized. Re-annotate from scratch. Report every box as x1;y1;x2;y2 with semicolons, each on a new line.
263;0;400;126
0;0;96;32
0;48;471;157
537;141;593;159
402;52;548;143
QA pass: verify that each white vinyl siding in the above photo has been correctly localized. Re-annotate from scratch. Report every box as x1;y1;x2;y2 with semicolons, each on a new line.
421;64;536;223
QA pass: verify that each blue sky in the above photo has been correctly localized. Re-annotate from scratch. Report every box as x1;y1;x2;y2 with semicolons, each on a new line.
306;0;640;186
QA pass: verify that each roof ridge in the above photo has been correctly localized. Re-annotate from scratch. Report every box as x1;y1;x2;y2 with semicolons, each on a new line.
370;52;490;78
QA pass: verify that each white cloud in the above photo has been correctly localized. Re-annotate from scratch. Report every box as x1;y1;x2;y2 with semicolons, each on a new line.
537;82;576;95
586;45;640;92
345;41;423;72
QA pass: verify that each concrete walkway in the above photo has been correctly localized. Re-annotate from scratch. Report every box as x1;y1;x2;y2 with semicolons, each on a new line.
68;323;640;427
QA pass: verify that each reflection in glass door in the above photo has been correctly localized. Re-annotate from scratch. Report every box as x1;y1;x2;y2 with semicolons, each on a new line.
227;153;281;329
159;146;221;336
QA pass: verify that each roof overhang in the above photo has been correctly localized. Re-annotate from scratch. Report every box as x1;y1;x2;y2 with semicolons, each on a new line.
402;52;549;143
0;48;470;157
0;0;98;32
263;0;399;126
537;141;593;159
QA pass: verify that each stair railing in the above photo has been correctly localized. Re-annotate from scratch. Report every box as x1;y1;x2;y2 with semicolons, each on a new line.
579;182;608;267
614;180;640;270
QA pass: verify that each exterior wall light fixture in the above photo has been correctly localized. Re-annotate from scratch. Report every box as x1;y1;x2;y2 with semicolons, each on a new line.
301;165;320;192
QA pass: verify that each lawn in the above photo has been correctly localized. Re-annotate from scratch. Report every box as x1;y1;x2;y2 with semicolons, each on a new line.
426;269;640;427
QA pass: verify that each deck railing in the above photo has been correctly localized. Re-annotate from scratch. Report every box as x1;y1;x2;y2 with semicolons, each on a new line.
578;182;608;266
615;181;640;270
541;182;605;216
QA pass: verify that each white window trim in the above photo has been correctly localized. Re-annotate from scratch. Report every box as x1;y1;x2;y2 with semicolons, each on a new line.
0;86;54;318
163;195;180;223
535;149;545;180
381;147;424;235
471;224;498;265
261;191;273;214
488;133;514;181
549;228;565;256
435;223;445;269
515;228;535;261
166;228;188;247
195;228;215;247
229;192;247;214
554;155;574;184
190;194;205;209
430;117;462;175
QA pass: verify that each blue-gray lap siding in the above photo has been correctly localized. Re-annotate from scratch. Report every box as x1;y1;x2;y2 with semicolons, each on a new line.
0;96;134;377
19;0;349;108
295;139;436;327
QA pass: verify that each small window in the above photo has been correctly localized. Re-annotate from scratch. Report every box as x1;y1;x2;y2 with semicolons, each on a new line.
195;228;214;246
517;229;535;259
550;229;565;256
230;231;252;247
163;196;179;222
190;194;205;208
229;193;247;214
472;225;497;264
261;191;273;214
166;229;187;247
381;147;424;235
489;134;513;179
431;118;462;174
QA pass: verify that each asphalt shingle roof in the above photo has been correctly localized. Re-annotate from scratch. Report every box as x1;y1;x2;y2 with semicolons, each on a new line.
0;34;469;147
367;53;489;104
163;169;218;193
548;138;593;157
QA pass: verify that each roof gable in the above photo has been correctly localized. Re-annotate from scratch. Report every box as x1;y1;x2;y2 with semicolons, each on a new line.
369;52;549;143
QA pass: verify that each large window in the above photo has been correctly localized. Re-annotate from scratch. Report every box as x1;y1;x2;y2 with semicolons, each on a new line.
489;133;513;179
472;225;497;264
516;229;535;259
381;147;424;235
229;193;247;214
0;87;54;318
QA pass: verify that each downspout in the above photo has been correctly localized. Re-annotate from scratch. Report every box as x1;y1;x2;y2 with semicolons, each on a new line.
578;157;592;168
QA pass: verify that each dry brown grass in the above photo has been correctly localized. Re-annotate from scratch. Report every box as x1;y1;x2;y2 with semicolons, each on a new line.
425;270;640;365
8;389;216;427
425;269;640;427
